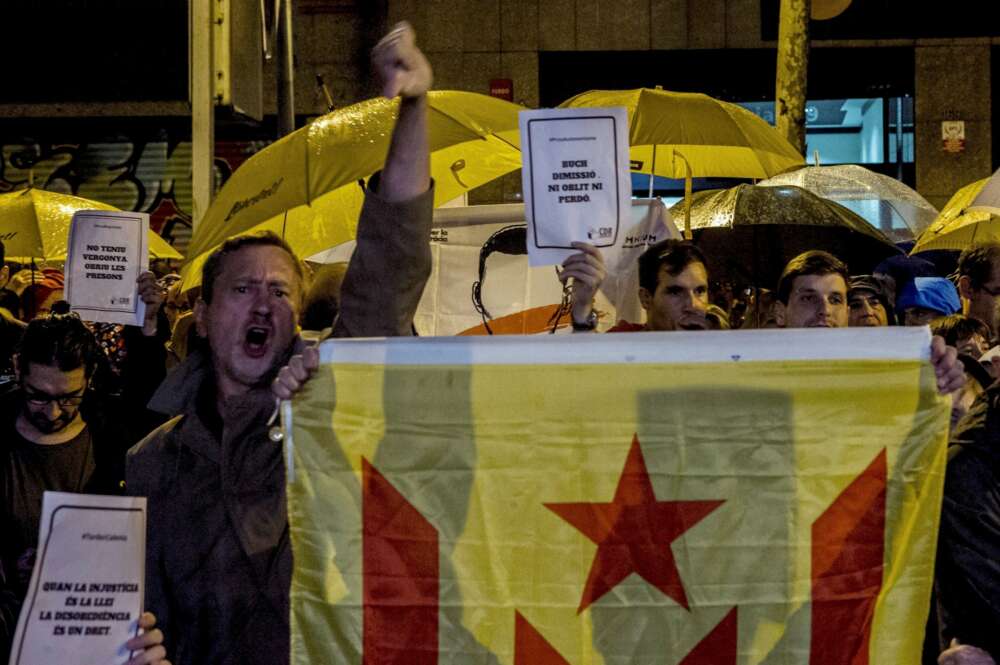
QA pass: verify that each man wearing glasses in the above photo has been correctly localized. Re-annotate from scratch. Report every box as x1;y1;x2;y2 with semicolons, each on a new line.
957;242;1000;342
0;298;169;662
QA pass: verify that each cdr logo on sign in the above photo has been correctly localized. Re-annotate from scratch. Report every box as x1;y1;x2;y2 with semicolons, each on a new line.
588;227;613;240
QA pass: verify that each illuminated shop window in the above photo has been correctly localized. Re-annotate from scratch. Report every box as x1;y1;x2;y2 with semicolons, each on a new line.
737;97;914;166
630;97;915;200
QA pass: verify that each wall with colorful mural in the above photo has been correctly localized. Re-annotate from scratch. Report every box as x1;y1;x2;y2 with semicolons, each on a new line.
0;137;272;258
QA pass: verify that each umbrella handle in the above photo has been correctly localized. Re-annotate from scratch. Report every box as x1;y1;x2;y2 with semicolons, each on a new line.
647;144;657;198
674;151;693;240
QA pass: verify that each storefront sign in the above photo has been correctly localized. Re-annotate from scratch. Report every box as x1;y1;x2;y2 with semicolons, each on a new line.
489;79;513;102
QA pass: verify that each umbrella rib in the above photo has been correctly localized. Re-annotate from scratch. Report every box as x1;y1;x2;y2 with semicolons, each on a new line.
722;104;789;177
427;103;491;139
305;130;312;205
882;199;917;235
492;132;520;151
425;101;520;152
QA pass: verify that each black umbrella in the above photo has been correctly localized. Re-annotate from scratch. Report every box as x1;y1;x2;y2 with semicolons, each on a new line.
671;184;902;289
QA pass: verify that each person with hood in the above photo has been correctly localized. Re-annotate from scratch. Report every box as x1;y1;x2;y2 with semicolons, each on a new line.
898;277;962;327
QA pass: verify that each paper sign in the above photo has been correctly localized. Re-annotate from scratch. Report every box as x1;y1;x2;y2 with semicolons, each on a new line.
520;107;631;266
942;120;965;153
8;492;146;665
64;211;149;326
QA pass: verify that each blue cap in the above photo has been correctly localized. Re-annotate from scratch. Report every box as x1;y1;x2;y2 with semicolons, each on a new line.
897;277;961;315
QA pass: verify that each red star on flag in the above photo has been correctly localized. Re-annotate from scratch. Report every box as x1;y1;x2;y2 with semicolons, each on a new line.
546;434;724;613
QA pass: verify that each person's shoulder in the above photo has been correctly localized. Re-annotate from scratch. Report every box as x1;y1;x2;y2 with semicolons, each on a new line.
125;415;185;494
128;415;185;458
950;390;992;450
945;392;1000;508
0;390;20;432
946;444;997;494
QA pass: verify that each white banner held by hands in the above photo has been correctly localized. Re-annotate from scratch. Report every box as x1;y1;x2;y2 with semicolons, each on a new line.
65;211;149;326
8;492;146;665
520;107;631;266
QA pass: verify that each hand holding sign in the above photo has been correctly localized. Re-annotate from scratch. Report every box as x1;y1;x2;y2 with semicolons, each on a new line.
136;272;165;337
558;242;608;324
7;269;48;296
123;612;169;665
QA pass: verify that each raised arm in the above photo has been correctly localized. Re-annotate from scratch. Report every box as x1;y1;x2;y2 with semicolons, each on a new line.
331;22;435;339
371;22;431;202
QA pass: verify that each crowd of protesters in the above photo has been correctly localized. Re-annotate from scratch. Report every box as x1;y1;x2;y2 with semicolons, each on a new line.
0;21;996;665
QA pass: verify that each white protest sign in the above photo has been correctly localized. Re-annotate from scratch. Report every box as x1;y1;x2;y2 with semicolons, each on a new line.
519;106;631;266
8;492;146;665
64;211;149;326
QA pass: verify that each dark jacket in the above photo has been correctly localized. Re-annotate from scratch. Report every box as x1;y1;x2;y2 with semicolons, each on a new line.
126;182;434;665
0;327;164;663
0;389;129;662
935;385;1000;659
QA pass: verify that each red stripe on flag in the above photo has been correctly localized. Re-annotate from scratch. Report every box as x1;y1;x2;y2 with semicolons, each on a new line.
363;458;439;665
810;449;887;665
514;612;572;665
679;607;738;665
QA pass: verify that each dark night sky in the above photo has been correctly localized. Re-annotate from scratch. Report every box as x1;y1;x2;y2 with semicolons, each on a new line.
2;1;189;104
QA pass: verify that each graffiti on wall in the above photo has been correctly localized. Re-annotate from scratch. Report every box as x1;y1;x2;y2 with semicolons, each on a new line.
0;138;270;258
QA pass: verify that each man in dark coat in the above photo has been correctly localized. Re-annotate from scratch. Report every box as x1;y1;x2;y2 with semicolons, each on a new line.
0;299;168;663
126;22;435;665
935;384;1000;664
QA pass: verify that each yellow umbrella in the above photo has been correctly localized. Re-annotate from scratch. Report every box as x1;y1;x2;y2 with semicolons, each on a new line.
181;90;524;290
0;188;183;261
911;178;998;253
559;88;805;236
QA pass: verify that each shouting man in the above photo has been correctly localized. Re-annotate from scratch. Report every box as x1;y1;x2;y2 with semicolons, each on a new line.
126;23;435;665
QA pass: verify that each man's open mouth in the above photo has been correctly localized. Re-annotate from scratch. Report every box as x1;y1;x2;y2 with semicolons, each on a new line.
244;326;271;358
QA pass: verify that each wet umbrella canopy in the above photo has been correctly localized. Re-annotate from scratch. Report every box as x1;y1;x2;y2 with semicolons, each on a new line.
182;91;525;290
760;164;937;242
912;177;998;254
671;184;902;289
560;87;804;236
559;88;803;180
0;188;182;261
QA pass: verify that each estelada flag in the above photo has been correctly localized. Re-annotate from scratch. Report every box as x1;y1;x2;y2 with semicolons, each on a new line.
282;327;949;665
